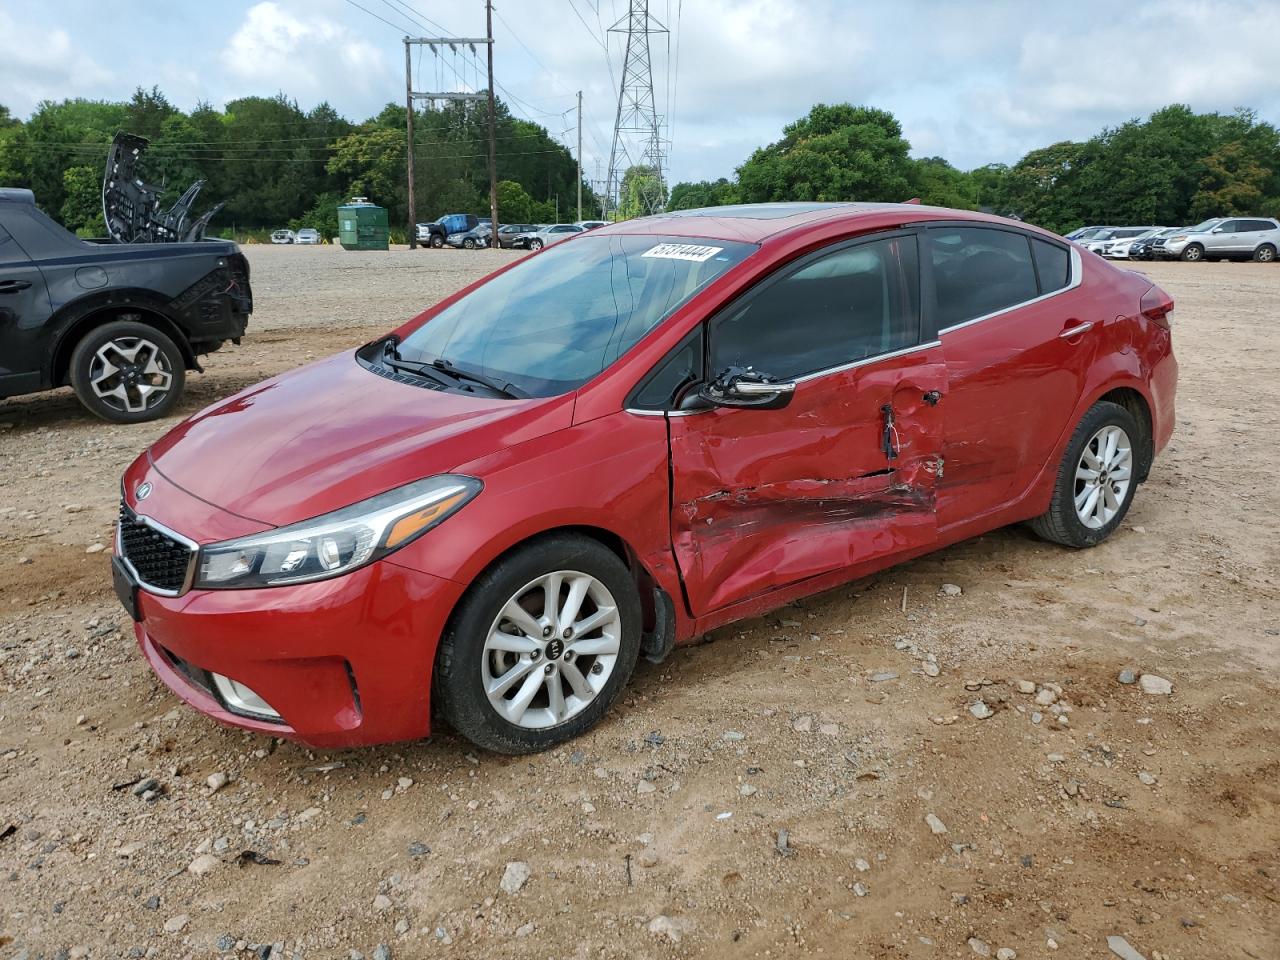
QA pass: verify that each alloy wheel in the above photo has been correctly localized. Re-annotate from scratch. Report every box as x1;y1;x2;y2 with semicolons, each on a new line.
481;570;621;729
1073;425;1132;529
89;337;173;415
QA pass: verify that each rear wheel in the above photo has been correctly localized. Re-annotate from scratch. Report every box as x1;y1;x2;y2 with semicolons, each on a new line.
1028;401;1140;548
69;319;185;423
434;535;642;754
1180;243;1204;262
1254;243;1276;263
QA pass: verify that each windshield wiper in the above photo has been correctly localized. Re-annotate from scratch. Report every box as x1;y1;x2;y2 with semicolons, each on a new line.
430;357;528;399
378;340;456;389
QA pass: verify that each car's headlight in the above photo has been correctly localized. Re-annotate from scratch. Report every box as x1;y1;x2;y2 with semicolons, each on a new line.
193;475;481;589
1169;235;1187;242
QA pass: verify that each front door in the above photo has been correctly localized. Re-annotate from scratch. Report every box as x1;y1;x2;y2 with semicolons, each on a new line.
667;232;945;616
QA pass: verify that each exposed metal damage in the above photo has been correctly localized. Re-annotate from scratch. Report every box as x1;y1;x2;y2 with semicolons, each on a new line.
103;133;224;243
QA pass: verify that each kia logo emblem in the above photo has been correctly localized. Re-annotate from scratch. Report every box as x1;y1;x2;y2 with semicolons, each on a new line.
136;482;152;501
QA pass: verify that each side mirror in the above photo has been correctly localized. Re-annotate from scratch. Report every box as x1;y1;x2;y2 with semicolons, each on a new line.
1211;227;1225;233
698;366;796;410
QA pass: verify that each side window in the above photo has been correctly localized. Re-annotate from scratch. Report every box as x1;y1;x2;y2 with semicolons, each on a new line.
1244;219;1274;232
1219;220;1241;233
709;234;920;381
630;328;703;410
931;227;1039;329
1031;238;1071;294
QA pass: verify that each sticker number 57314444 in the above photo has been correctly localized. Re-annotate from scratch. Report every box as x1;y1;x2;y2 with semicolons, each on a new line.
641;242;725;262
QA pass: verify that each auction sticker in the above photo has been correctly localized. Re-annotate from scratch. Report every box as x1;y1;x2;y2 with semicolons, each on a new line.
641;242;725;262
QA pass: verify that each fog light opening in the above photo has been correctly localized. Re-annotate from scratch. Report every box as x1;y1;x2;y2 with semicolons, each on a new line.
211;672;283;722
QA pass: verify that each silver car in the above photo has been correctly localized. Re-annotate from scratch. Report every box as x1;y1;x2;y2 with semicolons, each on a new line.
1159;217;1280;262
1082;227;1156;257
526;223;586;251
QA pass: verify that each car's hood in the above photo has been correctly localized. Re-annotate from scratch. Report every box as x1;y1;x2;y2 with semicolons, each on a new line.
148;352;574;527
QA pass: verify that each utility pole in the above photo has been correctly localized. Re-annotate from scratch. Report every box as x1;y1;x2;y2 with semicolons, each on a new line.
402;33;494;247
576;90;583;223
404;39;417;248
605;1;667;218
485;0;498;244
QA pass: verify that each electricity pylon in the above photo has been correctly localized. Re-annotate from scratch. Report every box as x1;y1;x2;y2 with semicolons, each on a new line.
604;0;667;217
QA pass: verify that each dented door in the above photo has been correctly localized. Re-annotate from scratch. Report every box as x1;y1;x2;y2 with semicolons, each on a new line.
669;347;945;615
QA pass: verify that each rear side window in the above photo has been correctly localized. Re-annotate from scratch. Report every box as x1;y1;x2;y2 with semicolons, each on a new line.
1243;219;1275;232
1031;238;1071;294
931;227;1039;329
710;234;920;381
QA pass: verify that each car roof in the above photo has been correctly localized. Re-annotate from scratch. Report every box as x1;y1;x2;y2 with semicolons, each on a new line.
595;201;1038;244
0;188;36;204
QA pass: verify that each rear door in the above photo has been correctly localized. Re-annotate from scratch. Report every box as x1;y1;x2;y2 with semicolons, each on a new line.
666;231;945;615
929;225;1095;529
0;221;54;394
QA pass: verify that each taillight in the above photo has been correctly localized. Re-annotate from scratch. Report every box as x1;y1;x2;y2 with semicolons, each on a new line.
1141;286;1174;329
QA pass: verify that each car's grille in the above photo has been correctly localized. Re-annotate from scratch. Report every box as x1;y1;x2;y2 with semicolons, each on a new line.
118;503;195;594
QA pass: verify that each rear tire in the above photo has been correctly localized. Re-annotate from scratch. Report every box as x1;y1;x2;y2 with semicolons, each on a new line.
1028;401;1141;548
1180;244;1204;262
1254;244;1276;263
69;319;186;424
433;535;642;754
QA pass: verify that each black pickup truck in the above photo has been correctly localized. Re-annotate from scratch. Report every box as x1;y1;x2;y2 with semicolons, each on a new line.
0;187;252;423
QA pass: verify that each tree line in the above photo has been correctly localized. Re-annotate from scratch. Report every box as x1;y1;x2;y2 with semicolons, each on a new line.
0;87;591;240
668;103;1280;234
2;92;1277;240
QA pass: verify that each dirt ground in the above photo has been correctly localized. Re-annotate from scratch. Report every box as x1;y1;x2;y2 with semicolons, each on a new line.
1;245;1277;960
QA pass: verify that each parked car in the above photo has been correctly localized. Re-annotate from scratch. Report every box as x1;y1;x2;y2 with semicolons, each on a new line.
1105;227;1169;260
1130;227;1185;261
112;201;1176;753
417;214;479;248
294;228;320;245
494;223;539;249
0;187;252;423
270;229;295;244
446;224;494;250
1064;226;1112;243
576;220;609;230
526;223;586;251
1082;227;1155;257
1156;217;1280;262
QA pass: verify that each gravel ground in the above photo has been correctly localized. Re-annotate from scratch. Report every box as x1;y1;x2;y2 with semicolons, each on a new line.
1;245;1277;960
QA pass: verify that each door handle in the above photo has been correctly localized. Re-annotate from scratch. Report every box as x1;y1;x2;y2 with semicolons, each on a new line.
0;280;32;293
1059;321;1093;339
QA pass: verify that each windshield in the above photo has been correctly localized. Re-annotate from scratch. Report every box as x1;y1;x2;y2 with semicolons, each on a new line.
1187;219;1221;233
395;234;756;398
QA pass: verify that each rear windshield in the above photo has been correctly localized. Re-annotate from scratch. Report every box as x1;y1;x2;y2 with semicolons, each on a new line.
396;234;756;397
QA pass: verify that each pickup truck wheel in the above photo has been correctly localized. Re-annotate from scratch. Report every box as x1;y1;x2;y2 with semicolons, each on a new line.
429;234;444;249
433;534;642;754
69;319;185;424
1028;401;1140;549
1254;244;1276;263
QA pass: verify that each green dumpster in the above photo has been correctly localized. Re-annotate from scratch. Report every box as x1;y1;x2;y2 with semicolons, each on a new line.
337;198;389;251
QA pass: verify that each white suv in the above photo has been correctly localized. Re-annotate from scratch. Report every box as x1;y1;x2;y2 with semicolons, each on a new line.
1159;217;1280;263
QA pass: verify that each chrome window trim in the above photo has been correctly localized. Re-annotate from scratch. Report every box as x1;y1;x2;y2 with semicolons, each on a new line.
937;246;1083;336
624;339;944;417
116;509;199;597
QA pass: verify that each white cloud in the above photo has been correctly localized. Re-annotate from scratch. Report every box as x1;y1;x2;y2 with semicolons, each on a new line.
0;11;112;115
220;1;391;106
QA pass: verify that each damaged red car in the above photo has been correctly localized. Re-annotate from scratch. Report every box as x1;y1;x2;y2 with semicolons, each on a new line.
113;202;1177;753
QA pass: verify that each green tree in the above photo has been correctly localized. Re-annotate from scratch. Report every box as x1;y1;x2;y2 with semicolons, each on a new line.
907;157;977;209
291;190;342;239
496;179;533;222
736;104;915;203
618;164;666;218
60;164;106;235
667;178;738;210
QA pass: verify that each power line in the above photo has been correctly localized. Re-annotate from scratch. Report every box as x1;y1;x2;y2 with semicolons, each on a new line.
341;0;417;35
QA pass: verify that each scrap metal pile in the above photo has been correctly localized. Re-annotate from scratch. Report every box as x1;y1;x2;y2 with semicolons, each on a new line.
102;133;223;243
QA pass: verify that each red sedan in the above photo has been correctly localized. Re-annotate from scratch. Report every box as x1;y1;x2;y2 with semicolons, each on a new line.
113;202;1177;754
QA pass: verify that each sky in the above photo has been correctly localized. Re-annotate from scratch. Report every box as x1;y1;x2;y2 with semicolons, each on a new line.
3;0;1278;188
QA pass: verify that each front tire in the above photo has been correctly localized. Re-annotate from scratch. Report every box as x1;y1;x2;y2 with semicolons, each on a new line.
1028;401;1141;548
463;238;476;250
528;238;544;251
434;535;642;754
430;234;444;248
1181;243;1204;262
69;319;186;423
1254;244;1276;263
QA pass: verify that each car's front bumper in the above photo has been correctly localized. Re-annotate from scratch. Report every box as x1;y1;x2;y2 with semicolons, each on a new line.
130;558;466;748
